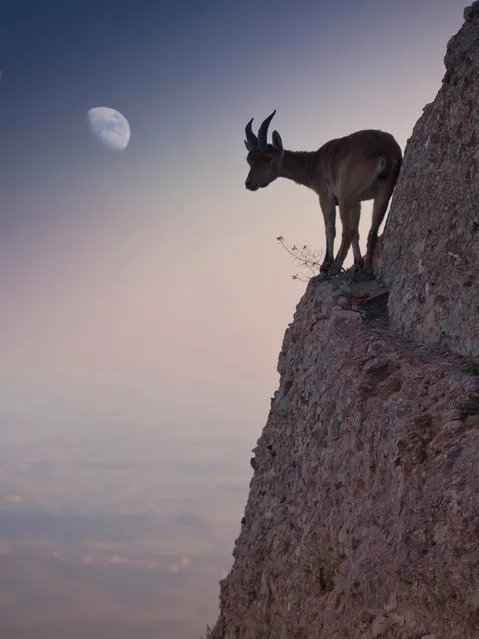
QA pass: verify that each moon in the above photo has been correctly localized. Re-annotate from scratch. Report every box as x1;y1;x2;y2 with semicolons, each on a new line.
87;106;131;152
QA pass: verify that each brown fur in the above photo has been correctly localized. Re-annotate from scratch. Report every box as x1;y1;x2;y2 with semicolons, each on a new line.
245;129;402;274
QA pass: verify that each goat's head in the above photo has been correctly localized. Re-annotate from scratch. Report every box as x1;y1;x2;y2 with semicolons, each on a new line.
244;110;284;191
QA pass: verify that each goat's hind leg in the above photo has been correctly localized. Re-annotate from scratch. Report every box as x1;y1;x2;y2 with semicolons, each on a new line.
364;189;392;272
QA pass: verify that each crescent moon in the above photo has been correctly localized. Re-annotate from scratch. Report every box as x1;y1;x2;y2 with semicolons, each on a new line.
87;106;131;152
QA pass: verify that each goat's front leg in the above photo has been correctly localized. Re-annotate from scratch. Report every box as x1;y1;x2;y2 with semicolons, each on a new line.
352;232;364;271
330;199;360;274
318;194;336;274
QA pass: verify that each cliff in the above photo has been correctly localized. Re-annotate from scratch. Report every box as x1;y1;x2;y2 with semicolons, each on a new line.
210;5;479;638
378;3;479;355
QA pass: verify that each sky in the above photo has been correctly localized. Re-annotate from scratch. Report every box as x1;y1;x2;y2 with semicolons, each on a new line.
0;0;468;636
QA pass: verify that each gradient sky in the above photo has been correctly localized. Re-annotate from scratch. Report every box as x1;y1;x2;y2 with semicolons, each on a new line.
0;0;466;443
0;0;468;632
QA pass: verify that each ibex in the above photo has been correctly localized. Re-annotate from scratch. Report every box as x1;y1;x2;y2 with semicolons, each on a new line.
244;110;402;274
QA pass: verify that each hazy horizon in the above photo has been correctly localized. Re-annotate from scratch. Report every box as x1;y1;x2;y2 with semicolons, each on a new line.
0;1;467;636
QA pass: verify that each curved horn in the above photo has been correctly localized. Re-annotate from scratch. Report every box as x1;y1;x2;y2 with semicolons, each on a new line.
257;110;276;148
245;118;258;151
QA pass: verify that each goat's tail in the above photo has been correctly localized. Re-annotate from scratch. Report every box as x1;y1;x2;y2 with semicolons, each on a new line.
374;155;402;183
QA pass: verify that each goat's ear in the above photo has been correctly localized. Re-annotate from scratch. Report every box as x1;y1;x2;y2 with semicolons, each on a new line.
272;130;283;152
245;139;255;152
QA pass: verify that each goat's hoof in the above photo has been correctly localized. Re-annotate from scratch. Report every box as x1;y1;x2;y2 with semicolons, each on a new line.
328;266;342;277
360;267;375;281
353;258;365;272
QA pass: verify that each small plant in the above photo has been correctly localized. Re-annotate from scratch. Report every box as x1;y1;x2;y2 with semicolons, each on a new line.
276;235;323;282
200;624;213;639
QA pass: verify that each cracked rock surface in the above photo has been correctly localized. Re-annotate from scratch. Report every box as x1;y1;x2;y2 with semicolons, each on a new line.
210;276;479;639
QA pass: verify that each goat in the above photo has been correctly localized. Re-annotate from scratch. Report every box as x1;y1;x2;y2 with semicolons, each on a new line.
244;110;402;274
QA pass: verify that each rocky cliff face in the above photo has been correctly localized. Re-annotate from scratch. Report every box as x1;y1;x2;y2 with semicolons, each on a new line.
378;2;479;356
210;5;479;638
